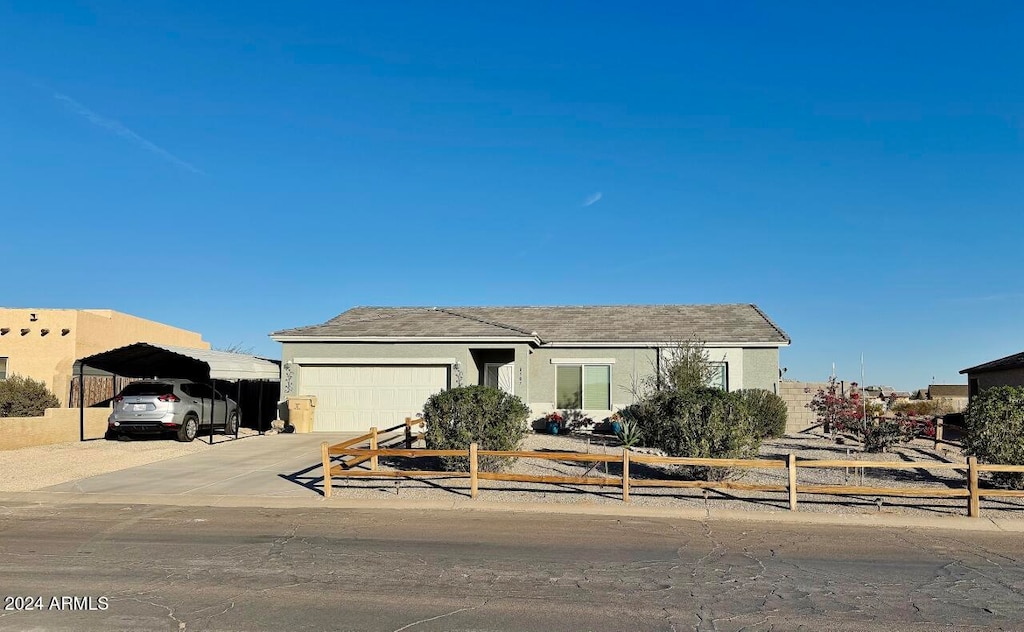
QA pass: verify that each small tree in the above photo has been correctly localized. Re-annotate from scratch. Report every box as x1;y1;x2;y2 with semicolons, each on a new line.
423;385;530;472
963;386;1024;489
659;336;718;392
0;375;61;417
806;377;861;438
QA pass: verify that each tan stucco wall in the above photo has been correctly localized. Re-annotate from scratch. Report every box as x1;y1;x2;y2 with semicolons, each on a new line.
0;308;208;405
0;407;110;450
970;368;1024;393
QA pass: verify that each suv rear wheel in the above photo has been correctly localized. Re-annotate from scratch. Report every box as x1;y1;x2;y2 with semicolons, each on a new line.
177;414;199;442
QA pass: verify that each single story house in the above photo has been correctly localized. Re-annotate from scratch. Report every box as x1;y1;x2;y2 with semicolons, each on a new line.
270;304;790;432
961;351;1024;399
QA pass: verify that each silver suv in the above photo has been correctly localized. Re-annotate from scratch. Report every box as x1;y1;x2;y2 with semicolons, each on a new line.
107;379;241;442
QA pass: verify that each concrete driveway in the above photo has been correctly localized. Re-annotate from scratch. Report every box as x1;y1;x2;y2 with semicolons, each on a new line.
45;433;349;497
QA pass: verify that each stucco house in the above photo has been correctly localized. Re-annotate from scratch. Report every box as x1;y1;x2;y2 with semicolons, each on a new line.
271;304;790;432
961;351;1024;399
0;308;208;405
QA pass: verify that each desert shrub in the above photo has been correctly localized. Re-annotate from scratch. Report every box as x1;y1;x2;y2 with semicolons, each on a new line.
619;388;758;480
891;399;962;417
736;389;787;439
963;386;1024;489
423;385;530;472
846;416;917;453
0;375;60;417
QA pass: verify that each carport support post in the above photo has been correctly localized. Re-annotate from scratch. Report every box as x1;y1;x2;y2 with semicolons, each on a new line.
235;381;241;439
224;380;230;438
257;380;264;435
78;362;85;441
208;379;215;445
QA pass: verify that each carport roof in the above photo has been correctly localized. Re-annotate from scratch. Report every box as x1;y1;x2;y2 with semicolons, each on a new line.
75;342;280;381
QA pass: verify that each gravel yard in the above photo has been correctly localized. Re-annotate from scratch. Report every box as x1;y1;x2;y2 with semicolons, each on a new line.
0;429;261;492
327;431;1024;519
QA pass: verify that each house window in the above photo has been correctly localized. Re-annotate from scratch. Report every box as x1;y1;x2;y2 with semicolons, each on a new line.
0;357;7;380
556;365;611;410
969;378;979;399
708;362;728;390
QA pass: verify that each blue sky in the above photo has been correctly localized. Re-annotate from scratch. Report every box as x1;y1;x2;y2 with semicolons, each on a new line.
2;1;1022;389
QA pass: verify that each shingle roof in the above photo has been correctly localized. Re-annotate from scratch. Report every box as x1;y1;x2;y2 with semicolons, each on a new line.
272;304;790;345
928;384;968;398
961;351;1024;375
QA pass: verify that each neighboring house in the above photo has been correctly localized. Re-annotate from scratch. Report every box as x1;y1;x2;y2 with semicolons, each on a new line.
927;384;969;411
0;308;208;405
270;304;790;432
961;352;1024;399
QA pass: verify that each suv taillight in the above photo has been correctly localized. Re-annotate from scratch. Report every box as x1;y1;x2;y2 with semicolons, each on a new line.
113;396;124;402
157;393;180;402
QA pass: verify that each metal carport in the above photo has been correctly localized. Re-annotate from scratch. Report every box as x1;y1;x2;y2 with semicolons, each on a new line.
74;343;280;443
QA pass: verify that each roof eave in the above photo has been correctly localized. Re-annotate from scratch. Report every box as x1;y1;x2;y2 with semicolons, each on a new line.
271;335;542;344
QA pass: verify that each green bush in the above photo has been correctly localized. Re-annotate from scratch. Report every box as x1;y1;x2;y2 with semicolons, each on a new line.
963;386;1024;489
619;388;759;480
423;385;530;472
0;375;61;417
736;389;788;439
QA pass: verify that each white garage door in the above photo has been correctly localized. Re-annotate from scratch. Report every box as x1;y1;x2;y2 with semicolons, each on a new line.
298;365;449;432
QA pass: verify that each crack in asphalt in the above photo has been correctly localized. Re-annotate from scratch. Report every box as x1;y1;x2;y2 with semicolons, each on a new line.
391;601;488;632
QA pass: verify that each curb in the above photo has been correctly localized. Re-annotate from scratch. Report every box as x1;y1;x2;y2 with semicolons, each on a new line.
1;491;1020;533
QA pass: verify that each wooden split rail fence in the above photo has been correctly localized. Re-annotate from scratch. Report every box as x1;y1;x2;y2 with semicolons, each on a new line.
320;419;1024;518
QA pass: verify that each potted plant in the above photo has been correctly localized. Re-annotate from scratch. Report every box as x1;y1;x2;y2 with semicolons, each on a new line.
545;411;564;435
608;411;624;435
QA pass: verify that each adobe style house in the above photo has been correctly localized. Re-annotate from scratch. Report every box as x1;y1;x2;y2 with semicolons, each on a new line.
271;304;790;432
961;351;1024;399
0;308;208;405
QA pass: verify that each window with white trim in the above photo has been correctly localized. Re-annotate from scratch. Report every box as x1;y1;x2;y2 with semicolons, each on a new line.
0;357;7;380
556;365;611;409
708;362;728;390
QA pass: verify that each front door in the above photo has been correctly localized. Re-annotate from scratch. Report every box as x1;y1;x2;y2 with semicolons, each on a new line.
484;362;515;395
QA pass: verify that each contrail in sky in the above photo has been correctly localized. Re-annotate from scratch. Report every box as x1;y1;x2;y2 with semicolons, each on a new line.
53;91;204;174
583;192;603;207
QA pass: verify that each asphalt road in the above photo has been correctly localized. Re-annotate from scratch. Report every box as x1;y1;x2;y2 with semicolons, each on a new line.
1;503;1022;631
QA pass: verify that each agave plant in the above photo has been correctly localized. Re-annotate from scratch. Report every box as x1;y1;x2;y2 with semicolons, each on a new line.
615;416;642;448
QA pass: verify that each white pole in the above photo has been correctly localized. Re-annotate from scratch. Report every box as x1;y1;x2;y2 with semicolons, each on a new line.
861;353;866;420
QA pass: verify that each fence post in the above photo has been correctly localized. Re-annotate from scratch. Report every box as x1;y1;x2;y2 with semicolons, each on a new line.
370;427;379;472
321;441;332;499
470;442;479;499
788;453;797;511
968;456;980;518
934;417;944;451
405;417;412;449
622;448;630;503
